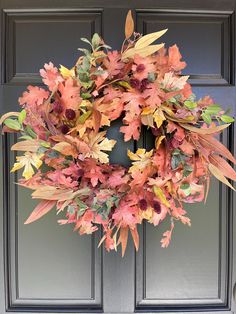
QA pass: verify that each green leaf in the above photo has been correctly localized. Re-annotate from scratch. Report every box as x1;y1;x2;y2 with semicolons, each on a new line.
25;126;37;139
4;118;21;130
91;33;101;49
18;135;33;140
77;48;91;56
77;110;92;124
81;92;92;99
183;164;193;177
180;183;191;196
205;104;221;115
80;37;92;46
148;72;156;82
220;115;234;123
201;112;212;124
184;100;197;110
18;109;26;124
39;140;51;148
180;182;190;190
67;205;76;215
116;81;131;89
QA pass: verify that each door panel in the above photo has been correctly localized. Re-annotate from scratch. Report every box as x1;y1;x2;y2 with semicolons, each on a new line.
0;1;235;314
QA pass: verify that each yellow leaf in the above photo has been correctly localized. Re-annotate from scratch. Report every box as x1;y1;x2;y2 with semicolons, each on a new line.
153;186;170;208
140;207;153;220
122;43;164;60
125;10;134;39
11;140;40;152
180;123;230;134
208;163;235;191
59;64;75;78
135;29;168;49
153;108;166;128
11;152;43;179
155;135;165;149
83;131;116;163
128;149;153;174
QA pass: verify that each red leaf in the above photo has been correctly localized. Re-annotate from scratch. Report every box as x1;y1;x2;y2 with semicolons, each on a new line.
24;200;56;224
118;227;129;257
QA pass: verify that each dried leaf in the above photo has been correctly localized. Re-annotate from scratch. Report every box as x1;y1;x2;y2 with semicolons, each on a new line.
0;112;20;125
125;10;134;39
122;43;164;60
32;186;75;201
153;186;170;208
24;200;56;224
180;123;230;135
208;163;235;191
209;155;236;181
130;227;139;251
11;140;40;152
135;29;168;49
53;142;78;157
119;227;129;257
199;134;236;165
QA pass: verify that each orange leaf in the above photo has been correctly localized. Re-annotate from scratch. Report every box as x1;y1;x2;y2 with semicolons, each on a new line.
208;163;235;191
125;10;134;39
93;109;102;133
53;141;78;157
130;227;139;251
209;155;236;181
32;186;75;201
118;227;129;257
180;123;230;135
199;134;236;165
24;200;56;224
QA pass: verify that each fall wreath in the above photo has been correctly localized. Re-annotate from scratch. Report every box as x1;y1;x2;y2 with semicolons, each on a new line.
1;11;236;256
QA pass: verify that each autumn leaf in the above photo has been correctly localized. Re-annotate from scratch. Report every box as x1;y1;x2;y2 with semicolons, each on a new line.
19;85;49;107
120;118;141;141
40;62;64;91
59;64;75;78
180;123;230;134
24;200;56;224
153;186;170;208
198;134;236;165
208;163;235;191
135;29;168;49
52;142;78;157
125;10;134;39
31;186;76;201
118;226;129;257
122;44;165;60
11;140;40;152
128;148;153;174
209;155;236;181
161;223;174;248
83;131;116;163
0;112;20;125
11;152;43;179
130;227;139;251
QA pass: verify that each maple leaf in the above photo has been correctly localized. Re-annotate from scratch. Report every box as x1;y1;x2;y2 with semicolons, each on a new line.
161;223;174;248
11;152;43;179
128;148;153;173
132;55;156;81
19;86;49;107
103;50;124;78
40;62;64;91
162;72;189;90
120;118;141;141
168;44;186;71
142;82;162;108
58;78;82;110
83;131;116;163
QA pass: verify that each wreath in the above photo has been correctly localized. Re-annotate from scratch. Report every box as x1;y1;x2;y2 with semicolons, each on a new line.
1;11;236;256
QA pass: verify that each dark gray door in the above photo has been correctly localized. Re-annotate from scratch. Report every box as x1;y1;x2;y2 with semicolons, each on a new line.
0;1;236;313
